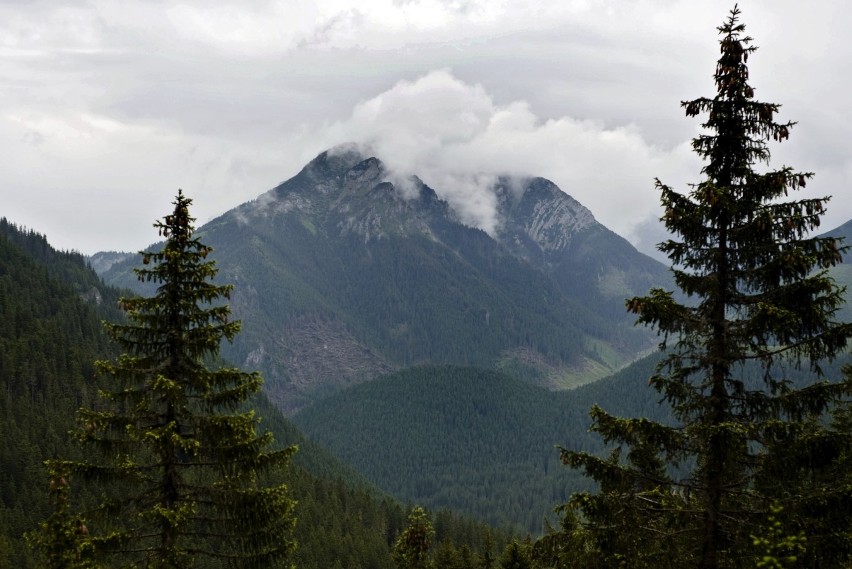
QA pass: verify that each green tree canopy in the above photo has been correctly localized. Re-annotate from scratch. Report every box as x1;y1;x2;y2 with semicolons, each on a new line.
393;506;434;569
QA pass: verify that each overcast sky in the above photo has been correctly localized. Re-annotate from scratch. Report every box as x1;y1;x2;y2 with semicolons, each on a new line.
2;1;850;257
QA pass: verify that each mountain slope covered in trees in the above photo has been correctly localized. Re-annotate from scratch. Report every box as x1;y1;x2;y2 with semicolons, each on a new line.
290;363;660;533
292;351;852;535
0;219;121;566
0;219;513;568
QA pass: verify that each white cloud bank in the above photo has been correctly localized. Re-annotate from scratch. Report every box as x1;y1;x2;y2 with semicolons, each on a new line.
2;1;849;256
316;69;697;242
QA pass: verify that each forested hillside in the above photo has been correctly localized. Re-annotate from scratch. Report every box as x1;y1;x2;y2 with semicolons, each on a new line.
291;363;665;533
0;219;119;565
0;219;514;568
293;353;852;535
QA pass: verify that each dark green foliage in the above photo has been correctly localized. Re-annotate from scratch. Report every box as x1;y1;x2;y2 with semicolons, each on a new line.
285;475;511;569
293;364;611;532
498;539;532;569
393;506;434;569
0;221;116;568
25;466;97;569
387;505;512;569
754;404;852;566
295;355;847;535
557;7;852;569
0;218;124;316
43;192;298;568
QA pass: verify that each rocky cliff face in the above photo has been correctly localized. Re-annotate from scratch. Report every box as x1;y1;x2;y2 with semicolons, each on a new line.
235;149;448;245
495;176;597;254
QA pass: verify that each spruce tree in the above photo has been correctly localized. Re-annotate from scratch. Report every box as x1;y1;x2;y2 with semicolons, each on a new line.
49;190;297;568
556;7;852;568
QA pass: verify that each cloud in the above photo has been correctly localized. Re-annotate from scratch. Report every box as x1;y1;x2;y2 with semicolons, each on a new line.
0;105;292;254
2;0;850;256
629;213;671;264
317;69;697;243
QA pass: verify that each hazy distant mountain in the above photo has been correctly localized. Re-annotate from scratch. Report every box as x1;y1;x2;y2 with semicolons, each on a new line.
98;145;671;414
492;175;670;323
819;218;852;322
88;250;134;275
820;218;852;261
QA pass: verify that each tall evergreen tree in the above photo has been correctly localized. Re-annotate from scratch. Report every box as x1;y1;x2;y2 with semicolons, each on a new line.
46;191;297;568
556;7;852;569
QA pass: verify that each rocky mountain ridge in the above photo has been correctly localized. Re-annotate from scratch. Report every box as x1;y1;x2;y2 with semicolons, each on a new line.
96;145;670;414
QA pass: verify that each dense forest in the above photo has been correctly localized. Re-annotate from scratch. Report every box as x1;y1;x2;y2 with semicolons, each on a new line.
0;219;515;568
292;364;640;533
0;214;678;565
0;218;119;565
292;355;852;535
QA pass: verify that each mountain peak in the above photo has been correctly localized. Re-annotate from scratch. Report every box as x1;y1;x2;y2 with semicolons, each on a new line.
342;156;385;194
98;145;670;413
495;176;597;255
236;147;618;267
305;142;373;177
